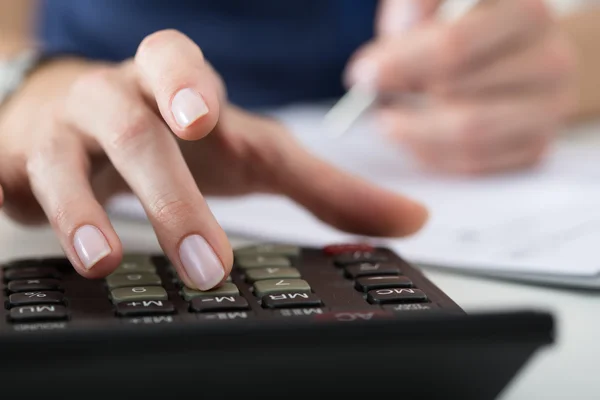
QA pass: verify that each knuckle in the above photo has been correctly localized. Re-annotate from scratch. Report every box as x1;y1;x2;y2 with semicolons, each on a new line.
64;67;116;123
148;194;196;227
69;67;115;100
106;107;154;151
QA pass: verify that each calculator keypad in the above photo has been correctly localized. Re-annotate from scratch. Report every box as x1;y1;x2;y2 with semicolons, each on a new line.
1;243;462;330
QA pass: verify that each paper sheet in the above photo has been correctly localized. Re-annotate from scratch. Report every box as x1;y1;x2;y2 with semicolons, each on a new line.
106;104;600;281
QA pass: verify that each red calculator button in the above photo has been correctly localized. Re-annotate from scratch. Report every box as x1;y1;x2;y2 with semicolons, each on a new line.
322;244;375;255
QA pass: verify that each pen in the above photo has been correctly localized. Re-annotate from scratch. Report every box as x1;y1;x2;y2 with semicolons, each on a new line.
323;0;482;138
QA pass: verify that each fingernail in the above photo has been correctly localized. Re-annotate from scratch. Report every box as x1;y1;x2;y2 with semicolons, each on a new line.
345;58;379;89
171;88;209;128
73;225;111;270
179;234;225;291
379;0;421;35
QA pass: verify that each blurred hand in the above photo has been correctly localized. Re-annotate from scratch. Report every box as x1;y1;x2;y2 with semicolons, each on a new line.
0;30;428;290
346;0;578;175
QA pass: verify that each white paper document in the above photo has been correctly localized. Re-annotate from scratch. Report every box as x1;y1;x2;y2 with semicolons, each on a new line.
106;104;600;289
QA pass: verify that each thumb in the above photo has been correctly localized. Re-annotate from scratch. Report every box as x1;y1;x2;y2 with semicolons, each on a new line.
376;0;443;36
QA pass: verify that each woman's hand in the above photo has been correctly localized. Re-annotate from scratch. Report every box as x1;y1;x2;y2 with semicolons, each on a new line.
347;0;578;175
0;30;428;290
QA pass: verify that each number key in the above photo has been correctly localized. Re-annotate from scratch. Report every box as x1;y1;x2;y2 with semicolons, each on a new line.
253;279;311;298
344;262;400;278
106;272;162;289
245;267;301;283
333;251;388;267
110;286;167;304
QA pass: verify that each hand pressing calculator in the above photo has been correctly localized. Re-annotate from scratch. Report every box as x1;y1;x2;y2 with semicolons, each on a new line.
1;243;554;399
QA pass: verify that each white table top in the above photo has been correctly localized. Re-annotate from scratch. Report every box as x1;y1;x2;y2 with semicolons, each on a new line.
1;120;600;399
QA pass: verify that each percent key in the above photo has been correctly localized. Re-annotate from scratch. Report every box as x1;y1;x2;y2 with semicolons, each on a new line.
7;291;65;307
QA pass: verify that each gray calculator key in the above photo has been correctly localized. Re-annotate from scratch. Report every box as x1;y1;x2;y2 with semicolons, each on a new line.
253;279;311;298
106;272;162;290
110;286;167;304
181;282;239;301
113;255;156;274
234;244;300;258
236;255;291;269
245;267;301;283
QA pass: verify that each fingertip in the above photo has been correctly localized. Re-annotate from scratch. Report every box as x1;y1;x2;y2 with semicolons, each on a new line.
394;197;430;236
0;184;4;209
70;223;124;279
170;86;220;141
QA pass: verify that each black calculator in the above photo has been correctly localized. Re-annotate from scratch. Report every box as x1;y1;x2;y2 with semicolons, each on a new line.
1;243;554;399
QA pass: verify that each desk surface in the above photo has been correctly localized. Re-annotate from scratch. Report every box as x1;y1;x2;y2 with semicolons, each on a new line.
1;121;600;399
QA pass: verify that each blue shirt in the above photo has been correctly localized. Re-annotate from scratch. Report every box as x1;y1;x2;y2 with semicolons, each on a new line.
37;0;377;109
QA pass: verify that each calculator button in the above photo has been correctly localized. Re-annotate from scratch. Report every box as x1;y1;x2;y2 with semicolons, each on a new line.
366;288;428;304
181;283;239;301
323;243;374;255
197;311;253;322
333;251;388;266
110;286;168;304
355;276;413;292
253;279;311;298
7;291;64;307
106;272;162;289
383;303;439;312
115;300;175;316
7;278;61;293
9;304;68;322
189;295;249;312
234;244;300;258
3;266;60;282
236;255;291;269
344;263;401;278
113;256;156;274
261;292;322;309
245;267;301;283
